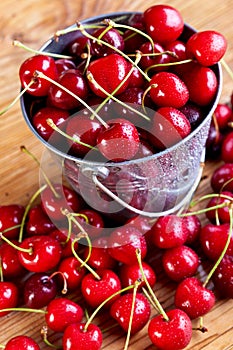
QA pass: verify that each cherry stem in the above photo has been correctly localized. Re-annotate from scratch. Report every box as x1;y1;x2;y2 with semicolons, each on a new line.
190;193;233;207
13;39;73;60
145;58;193;75
142;286;159;312
0;80;35;116
203;207;233;287
141;83;157;114
136;248;169;321
0;257;3;283
0;307;46;314
180;201;230;217
87;71;151;121
41;326;61;349
81;42;91;74
84;283;137;332
18;183;48;243
46;118;98;150
124;281;140;350
0;232;33;254
49;271;68;294
35;70;108;128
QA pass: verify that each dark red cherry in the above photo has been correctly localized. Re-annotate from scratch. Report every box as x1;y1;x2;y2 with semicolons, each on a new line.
166;40;187;62
63;323;102;350
55;58;76;75
213;254;233;298
221;131;233;163
67;35;91;57
179;102;204;130
123;29;146;53
0;204;24;240
139;41;170;73
91;27;125;56
5;336;40;350
26;204;56;236
206;121;224;159
0;281;19;317
19;54;58;96
77;208;104;238
144;4;184;44
211;163;233;192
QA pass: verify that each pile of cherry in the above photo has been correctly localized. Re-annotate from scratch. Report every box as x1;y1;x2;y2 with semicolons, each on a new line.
1;3;233;350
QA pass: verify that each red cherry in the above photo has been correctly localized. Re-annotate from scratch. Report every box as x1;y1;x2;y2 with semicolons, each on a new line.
5;336;40;350
87;53;129;98
213;103;232;130
0;242;26;279
181;214;201;245
110;292;151;334
126;64;145;88
81;268;121;308
179;102;204;130
76;208;104;238
151;215;189;249
45;297;84;332
211;163;233;192
108;226;147;265
174;277;215;319
186;30;227;66
97;118;140;161
165;40;187;62
0;204;24;240
139;41;170;73
148;308;192;350
91;27;125;57
58;256;86;290
119;261;156;290
19;54;58;96
144;4;184;44
26;204;56;236
55;58;76;75
206;121;224;159
221;131;233;163
18;235;62;272
149;72;189;108
63;323;102;350
205;191;233;224
213;254;233;298
162;245;199;282
0;281;19;317
50;227;78;258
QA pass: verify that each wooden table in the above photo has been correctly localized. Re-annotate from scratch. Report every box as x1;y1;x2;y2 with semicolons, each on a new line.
0;0;233;349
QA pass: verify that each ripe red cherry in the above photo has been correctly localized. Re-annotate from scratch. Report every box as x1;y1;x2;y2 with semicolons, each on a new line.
139;41;170;73
150;215;189;249
150;107;191;150
50;227;78;258
181;214;201;245
0;281;19;317
149;72;189;108
213;103;232;130
174;277;215;319
5;336;40;350
32;106;70;141
26;204;56;236
110;292;151;334
97;118;140;161
91;27;125;56
221;131;233;163
19;54;58;96
77;208;104;238
162;245;199;282
148;309;192;350
144;4;184;44
58;256;86;291
205;191;233;224
211;163;233;192
186;30;227;66
213;254;233;298
18;235;62;272
63;323;102;350
119;261;156;290
0;241;26;279
0;204;24;240
55;58;76;75
45;297;84;332
87;53;129;97
165;40;187;62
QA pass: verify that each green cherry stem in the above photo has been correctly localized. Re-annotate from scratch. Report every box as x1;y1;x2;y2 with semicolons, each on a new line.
145;58;193;74
0;257;3;282
0;307;46;315
180;201;230;218
41;326;61;349
124;281;140;350
0;232;33;254
136;248;169;321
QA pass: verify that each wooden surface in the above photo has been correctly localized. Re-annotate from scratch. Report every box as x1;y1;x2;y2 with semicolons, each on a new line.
0;0;233;349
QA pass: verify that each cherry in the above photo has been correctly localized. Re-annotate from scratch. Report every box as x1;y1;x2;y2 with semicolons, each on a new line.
123;29;146;53
139;41;170;73
206;121;224;159
213;254;233;298
23;272;57;309
32;106;70;141
221;131;233;163
86;53;129;97
213;103;232;130
162;245;199;282
110;292;151;334
179;102;204;130
58;256;86;290
55;58;76;75
181;214;201;245
96;118;140;161
0;281;19;317
144;4;184;44
149;72;189;108
91;27;125;57
18;235;62;272
0;241;26;279
45;297;84;332
25;204;56;236
126;63;145;88
119;261;156;290
149;107;191;150
148;308;192;350
4;335;40;350
63;323;102;350
211;163;233;193
205;191;233;224
186;30;227;66
0;204;24;240
174;277;215;319
76;208;104;239
199;223;233;261
165;40;187;62
67;34;91;58
108;226;147;265
47;68;89;110
81;268;121;308
50;227;78;258
150;215;189;249
19;54;58;96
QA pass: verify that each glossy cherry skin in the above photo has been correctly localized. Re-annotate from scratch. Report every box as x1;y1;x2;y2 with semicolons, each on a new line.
211;163;233;193
19;54;58;96
0;281;19;317
165;40;187;62
213;254;233;298
199;223;233;261
186;30;227;66
174;277;215;319
162;245;199;282
50;227;78;258
108;226;147;265
110;292;151;335
77;208;104;238
47;68;89;110
148;309;192;350
206;121;224;159
91;27;125;56
23;272;57;308
45;297;84;332
55;58;76;75
139;41;170;73
119;261;156;290
205;191;233;224
18;235;62;273
0;241;26;279
179;102;204;130
87;53;129;98
221;131;233;163
63;323;102;350
32;106;70;141
5;336;40;350
0;204;24;240
214;103;232;130
58;256;86;291
181;214;201;245
26;204;56;236
144;4;184;44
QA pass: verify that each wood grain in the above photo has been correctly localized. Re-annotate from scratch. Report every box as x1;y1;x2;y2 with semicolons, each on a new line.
0;0;233;349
